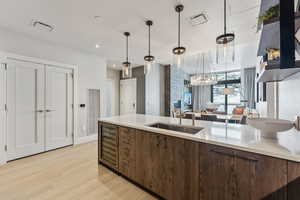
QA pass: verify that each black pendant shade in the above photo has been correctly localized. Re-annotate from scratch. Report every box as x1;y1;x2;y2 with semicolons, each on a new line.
216;33;235;45
173;46;186;55
144;55;155;62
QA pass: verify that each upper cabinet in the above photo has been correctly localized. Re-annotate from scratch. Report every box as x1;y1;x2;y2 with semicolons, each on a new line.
257;0;300;82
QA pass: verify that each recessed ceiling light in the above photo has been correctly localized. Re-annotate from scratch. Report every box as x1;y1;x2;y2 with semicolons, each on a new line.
94;16;103;22
112;64;116;68
95;44;100;48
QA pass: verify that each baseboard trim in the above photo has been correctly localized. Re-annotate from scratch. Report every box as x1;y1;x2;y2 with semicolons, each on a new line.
7;144;73;162
0;157;6;165
75;134;98;145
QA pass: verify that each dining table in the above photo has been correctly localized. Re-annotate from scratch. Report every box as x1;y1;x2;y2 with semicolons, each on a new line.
185;112;243;124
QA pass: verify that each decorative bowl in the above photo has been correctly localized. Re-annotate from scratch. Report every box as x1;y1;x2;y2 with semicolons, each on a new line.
247;118;294;139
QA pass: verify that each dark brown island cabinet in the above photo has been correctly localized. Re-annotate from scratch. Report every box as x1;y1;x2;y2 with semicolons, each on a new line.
98;122;300;200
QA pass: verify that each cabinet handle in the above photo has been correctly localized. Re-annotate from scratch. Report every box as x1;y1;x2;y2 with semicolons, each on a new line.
235;154;258;163
210;149;235;158
164;137;167;149
210;149;258;163
156;135;160;147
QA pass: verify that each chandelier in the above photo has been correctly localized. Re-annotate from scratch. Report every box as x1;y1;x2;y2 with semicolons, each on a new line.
191;53;218;86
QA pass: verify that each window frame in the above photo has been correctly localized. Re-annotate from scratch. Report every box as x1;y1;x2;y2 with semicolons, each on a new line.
211;71;241;114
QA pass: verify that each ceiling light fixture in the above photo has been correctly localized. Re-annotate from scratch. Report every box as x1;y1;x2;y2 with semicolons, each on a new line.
188;12;209;27
216;0;235;65
144;20;155;75
94;16;102;20
173;4;186;69
122;32;132;79
95;44;100;48
191;53;218;86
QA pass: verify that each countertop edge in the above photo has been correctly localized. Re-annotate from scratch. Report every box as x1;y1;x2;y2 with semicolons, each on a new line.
99;119;300;163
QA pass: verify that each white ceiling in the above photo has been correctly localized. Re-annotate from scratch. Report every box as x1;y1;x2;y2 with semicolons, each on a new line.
0;0;261;68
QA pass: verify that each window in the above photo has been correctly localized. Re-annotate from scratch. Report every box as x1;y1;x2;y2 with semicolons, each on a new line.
211;71;241;114
213;84;225;112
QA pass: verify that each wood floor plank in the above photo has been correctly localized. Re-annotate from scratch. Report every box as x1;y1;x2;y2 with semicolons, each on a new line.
0;142;157;200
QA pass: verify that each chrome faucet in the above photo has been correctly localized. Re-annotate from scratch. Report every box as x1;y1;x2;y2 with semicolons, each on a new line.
179;110;183;125
295;116;300;131
192;113;196;126
177;110;186;125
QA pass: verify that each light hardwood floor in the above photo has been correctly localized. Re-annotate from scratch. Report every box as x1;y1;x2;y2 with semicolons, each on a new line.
0;142;157;200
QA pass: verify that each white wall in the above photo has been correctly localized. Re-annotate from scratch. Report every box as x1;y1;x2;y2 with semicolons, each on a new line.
278;73;300;120
0;27;107;158
266;82;279;119
106;68;120;117
0;56;6;164
263;72;300;121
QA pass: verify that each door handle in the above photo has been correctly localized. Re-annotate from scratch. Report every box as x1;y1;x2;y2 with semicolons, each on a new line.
45;109;55;112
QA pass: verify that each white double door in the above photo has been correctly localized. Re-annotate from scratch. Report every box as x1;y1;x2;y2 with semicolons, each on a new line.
7;59;74;160
120;78;137;115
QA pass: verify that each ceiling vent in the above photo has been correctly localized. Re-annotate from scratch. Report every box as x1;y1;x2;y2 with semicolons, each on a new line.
32;20;54;32
188;12;209;27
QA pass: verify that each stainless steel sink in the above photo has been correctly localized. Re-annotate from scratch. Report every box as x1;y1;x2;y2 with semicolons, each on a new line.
147;123;204;135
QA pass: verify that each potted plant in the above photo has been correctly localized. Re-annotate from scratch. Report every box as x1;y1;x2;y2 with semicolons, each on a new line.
259;4;279;23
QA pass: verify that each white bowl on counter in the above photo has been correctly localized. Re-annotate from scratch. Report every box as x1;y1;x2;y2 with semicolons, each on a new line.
247;118;294;139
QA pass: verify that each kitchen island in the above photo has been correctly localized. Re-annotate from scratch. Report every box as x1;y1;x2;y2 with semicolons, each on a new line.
98;114;300;200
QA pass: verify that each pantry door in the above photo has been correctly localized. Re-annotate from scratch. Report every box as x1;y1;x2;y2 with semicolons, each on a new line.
45;66;73;151
120;78;137;115
7;60;45;160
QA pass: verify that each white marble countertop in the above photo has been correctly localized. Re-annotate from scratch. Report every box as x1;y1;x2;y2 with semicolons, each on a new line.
99;114;300;162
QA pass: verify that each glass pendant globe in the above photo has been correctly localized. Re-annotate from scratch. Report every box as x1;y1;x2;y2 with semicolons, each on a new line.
122;62;132;79
173;53;185;69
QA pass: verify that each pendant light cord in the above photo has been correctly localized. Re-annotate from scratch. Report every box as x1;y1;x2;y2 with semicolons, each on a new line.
202;53;205;75
178;11;181;47
126;35;129;62
148;24;151;56
224;0;227;34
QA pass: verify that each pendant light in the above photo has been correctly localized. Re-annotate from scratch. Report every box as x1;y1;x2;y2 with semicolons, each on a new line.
173;4;186;69
144;20;155;74
222;62;234;95
223;88;234;95
216;0;235;65
191;53;218;86
122;32;132;79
